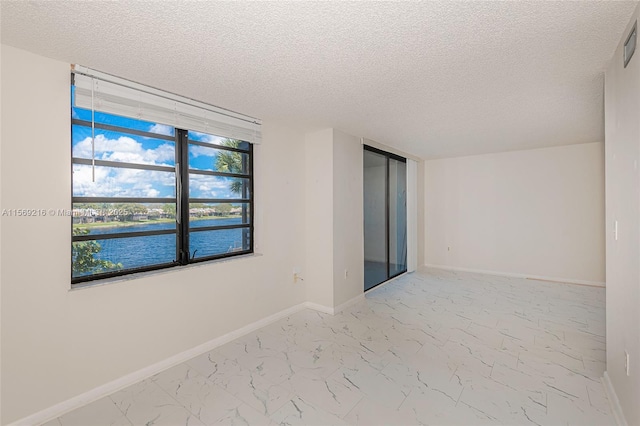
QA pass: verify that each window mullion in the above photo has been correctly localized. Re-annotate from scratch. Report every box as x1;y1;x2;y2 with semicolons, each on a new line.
248;143;254;252
177;129;190;265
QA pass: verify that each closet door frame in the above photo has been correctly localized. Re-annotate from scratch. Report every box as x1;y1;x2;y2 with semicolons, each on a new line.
363;145;407;290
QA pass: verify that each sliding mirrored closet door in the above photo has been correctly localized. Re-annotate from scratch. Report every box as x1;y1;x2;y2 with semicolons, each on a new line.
363;146;407;291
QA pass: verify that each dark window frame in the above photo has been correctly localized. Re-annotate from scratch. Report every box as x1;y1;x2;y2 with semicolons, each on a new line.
71;91;254;285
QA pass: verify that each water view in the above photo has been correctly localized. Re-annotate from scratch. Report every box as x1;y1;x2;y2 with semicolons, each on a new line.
72;215;248;278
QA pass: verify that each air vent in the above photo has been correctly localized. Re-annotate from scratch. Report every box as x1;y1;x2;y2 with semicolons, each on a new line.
624;21;636;68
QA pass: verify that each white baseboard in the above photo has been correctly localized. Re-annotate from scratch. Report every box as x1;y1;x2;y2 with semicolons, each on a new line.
10;303;308;426
301;294;366;317
333;294;365;314
602;372;629;426
303;301;335;315
425;264;605;287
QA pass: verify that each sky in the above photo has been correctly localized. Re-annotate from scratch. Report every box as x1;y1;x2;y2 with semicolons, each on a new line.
72;88;246;201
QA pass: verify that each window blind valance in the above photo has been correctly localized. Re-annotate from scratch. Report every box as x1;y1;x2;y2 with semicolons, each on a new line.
72;65;262;144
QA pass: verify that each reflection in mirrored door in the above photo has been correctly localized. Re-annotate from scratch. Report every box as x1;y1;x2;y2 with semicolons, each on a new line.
363;146;407;291
389;158;407;277
364;149;387;290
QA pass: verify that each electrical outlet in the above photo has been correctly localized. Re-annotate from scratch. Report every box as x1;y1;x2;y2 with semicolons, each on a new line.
625;351;630;376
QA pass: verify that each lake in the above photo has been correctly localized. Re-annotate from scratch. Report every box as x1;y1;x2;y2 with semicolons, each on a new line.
74;218;248;277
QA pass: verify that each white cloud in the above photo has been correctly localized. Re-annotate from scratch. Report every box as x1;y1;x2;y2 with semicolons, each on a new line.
189;174;232;198
147;188;160;197
73;135;175;165
189;131;226;145
72;133;238;199
189;144;217;158
148;123;174;136
72;164;119;197
147;144;175;163
72;165;175;198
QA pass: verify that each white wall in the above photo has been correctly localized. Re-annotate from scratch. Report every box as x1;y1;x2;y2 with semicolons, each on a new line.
417;160;425;271
304;128;334;308
304;128;365;309
0;45;308;424
604;4;640;424
406;159;419;272
332;130;363;307
425;142;605;284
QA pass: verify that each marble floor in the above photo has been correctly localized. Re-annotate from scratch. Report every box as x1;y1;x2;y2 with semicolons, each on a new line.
44;269;611;426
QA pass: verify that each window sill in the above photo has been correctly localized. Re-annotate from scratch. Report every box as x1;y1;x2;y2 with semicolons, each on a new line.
70;252;263;291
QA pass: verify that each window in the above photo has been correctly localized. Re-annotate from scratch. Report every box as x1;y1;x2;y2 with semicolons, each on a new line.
71;68;257;284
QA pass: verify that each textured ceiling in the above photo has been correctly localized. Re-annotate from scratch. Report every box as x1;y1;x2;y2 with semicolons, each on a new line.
1;1;637;159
